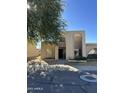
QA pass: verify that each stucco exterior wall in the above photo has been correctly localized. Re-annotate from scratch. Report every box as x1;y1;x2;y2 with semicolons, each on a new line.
74;33;82;49
82;32;86;57
65;32;74;59
55;46;58;60
27;42;40;57
41;43;55;59
86;43;97;56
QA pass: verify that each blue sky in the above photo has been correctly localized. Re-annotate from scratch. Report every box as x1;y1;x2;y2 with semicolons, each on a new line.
62;0;97;43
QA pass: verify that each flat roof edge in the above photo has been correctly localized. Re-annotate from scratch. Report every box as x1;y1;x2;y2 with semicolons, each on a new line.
86;43;97;45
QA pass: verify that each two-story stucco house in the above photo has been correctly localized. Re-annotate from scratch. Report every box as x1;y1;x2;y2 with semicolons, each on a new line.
41;31;97;60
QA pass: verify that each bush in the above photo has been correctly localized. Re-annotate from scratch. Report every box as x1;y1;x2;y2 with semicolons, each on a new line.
74;56;87;60
87;54;97;59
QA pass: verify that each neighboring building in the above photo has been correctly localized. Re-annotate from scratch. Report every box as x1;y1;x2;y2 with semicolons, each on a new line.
41;31;97;60
86;43;97;56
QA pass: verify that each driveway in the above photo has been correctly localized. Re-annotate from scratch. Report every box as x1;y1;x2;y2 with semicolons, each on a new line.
27;60;97;93
28;71;97;93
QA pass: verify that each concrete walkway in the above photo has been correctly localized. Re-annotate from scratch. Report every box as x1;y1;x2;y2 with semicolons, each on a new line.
73;66;97;71
45;60;97;72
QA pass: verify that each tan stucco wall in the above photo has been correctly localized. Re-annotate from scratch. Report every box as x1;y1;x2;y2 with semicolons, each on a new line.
82;32;86;57
74;33;82;49
86;43;97;56
41;43;55;59
55;46;58;60
27;42;40;57
65;32;75;59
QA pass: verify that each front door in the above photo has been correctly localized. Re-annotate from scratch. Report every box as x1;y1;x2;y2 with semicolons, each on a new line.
59;48;66;59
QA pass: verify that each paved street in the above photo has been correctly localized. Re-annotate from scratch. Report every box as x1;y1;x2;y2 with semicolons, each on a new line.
28;70;97;93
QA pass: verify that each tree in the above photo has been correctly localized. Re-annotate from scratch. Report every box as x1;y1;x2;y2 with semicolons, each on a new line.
27;0;66;45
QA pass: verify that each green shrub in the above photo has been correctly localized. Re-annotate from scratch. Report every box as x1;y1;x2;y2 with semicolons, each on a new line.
87;54;97;59
74;56;87;60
